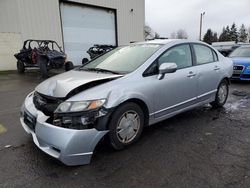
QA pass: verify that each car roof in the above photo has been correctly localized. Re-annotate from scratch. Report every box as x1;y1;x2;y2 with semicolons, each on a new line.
134;39;205;45
135;39;180;45
239;44;250;48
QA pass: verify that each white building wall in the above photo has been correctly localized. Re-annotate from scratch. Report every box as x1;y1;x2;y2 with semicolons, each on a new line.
0;33;22;71
0;0;145;70
70;0;145;44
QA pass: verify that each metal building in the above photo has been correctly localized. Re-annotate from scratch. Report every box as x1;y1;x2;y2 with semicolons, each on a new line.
0;0;145;70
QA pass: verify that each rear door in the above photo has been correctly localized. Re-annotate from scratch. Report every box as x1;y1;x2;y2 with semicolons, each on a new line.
192;44;221;101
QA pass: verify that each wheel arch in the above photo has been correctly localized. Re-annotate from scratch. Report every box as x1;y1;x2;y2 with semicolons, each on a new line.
111;98;149;127
222;77;231;85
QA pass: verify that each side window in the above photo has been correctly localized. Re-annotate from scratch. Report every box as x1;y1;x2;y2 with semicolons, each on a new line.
193;44;215;64
158;44;192;69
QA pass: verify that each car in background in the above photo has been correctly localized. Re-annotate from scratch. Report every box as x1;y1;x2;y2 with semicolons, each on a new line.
20;39;233;165
212;41;240;57
229;45;250;80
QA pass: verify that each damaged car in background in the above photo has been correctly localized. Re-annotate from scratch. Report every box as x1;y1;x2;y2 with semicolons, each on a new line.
14;39;74;78
20;39;233;166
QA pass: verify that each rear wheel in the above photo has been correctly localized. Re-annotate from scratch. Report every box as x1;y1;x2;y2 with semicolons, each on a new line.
108;102;144;150
210;79;229;108
17;60;25;73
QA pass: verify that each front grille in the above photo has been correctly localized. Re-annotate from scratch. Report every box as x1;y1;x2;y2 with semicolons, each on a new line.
24;110;36;130
33;92;63;116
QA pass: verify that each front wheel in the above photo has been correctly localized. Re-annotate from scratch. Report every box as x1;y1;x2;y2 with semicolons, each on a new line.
210;79;229;108
108;102;144;150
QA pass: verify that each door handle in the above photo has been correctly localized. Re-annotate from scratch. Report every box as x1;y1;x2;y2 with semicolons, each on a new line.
214;66;220;70
187;71;196;77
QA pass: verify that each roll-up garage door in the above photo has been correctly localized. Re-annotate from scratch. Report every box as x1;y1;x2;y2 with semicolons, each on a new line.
60;2;116;65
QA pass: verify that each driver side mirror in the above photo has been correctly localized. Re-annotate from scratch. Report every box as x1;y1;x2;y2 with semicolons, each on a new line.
157;63;177;80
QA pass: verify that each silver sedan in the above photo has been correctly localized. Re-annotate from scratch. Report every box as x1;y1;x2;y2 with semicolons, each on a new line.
20;39;233;165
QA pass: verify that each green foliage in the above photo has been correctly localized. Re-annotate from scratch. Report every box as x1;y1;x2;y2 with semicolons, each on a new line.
230;23;238;42
203;29;218;44
218;24;241;42
238;24;248;42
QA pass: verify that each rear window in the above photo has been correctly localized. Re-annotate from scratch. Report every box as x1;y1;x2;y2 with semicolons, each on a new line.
193;44;215;64
229;47;250;58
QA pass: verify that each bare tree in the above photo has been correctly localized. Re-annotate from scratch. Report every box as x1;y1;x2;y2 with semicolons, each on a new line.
144;25;155;40
155;32;160;39
176;29;188;39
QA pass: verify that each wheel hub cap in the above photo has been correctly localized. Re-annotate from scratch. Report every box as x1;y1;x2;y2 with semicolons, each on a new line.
116;111;140;144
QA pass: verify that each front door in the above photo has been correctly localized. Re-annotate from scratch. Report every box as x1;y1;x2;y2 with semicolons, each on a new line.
146;44;198;119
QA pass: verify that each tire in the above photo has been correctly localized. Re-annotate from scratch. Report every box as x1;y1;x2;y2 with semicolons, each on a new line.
108;102;144;150
17;60;25;73
39;59;48;78
210;79;229;108
65;61;74;71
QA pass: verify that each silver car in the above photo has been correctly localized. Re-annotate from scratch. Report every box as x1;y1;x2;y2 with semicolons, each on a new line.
20;39;233;165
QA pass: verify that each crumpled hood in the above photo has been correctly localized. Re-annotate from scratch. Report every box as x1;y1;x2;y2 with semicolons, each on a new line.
35;70;122;98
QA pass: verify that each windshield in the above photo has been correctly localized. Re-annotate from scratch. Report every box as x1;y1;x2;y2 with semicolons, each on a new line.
229;47;250;58
81;44;162;74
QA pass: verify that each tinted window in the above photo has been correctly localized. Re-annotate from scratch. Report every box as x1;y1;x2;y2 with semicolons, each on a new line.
158;44;192;69
193;44;214;64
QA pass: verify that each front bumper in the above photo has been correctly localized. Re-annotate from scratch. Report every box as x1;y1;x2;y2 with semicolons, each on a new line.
20;93;108;166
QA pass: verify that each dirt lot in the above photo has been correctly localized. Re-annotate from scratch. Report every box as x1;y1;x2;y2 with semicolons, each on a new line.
0;71;250;188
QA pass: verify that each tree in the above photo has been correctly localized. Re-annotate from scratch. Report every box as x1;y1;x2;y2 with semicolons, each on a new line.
155;32;160;39
203;29;214;44
213;32;218;42
219;27;227;41
238;24;248;42
219;26;232;41
230;23;238;42
144;25;161;40
144;25;154;40
203;29;218;44
176;29;188;39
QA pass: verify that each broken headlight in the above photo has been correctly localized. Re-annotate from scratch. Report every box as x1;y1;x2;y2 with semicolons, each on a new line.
55;99;106;113
53;99;107;129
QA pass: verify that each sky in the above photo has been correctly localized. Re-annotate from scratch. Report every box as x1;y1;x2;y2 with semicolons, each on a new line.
145;0;250;39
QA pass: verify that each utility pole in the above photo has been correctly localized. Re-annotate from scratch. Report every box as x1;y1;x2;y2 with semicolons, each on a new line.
199;12;205;41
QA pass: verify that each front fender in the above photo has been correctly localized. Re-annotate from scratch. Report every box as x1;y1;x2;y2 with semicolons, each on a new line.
105;89;153;114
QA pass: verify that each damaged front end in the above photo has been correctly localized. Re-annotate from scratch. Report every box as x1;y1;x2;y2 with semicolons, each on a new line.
20;72;121;165
33;91;112;131
20;91;112;166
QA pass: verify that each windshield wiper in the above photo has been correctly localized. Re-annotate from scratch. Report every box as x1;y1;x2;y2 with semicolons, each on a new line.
81;67;122;75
